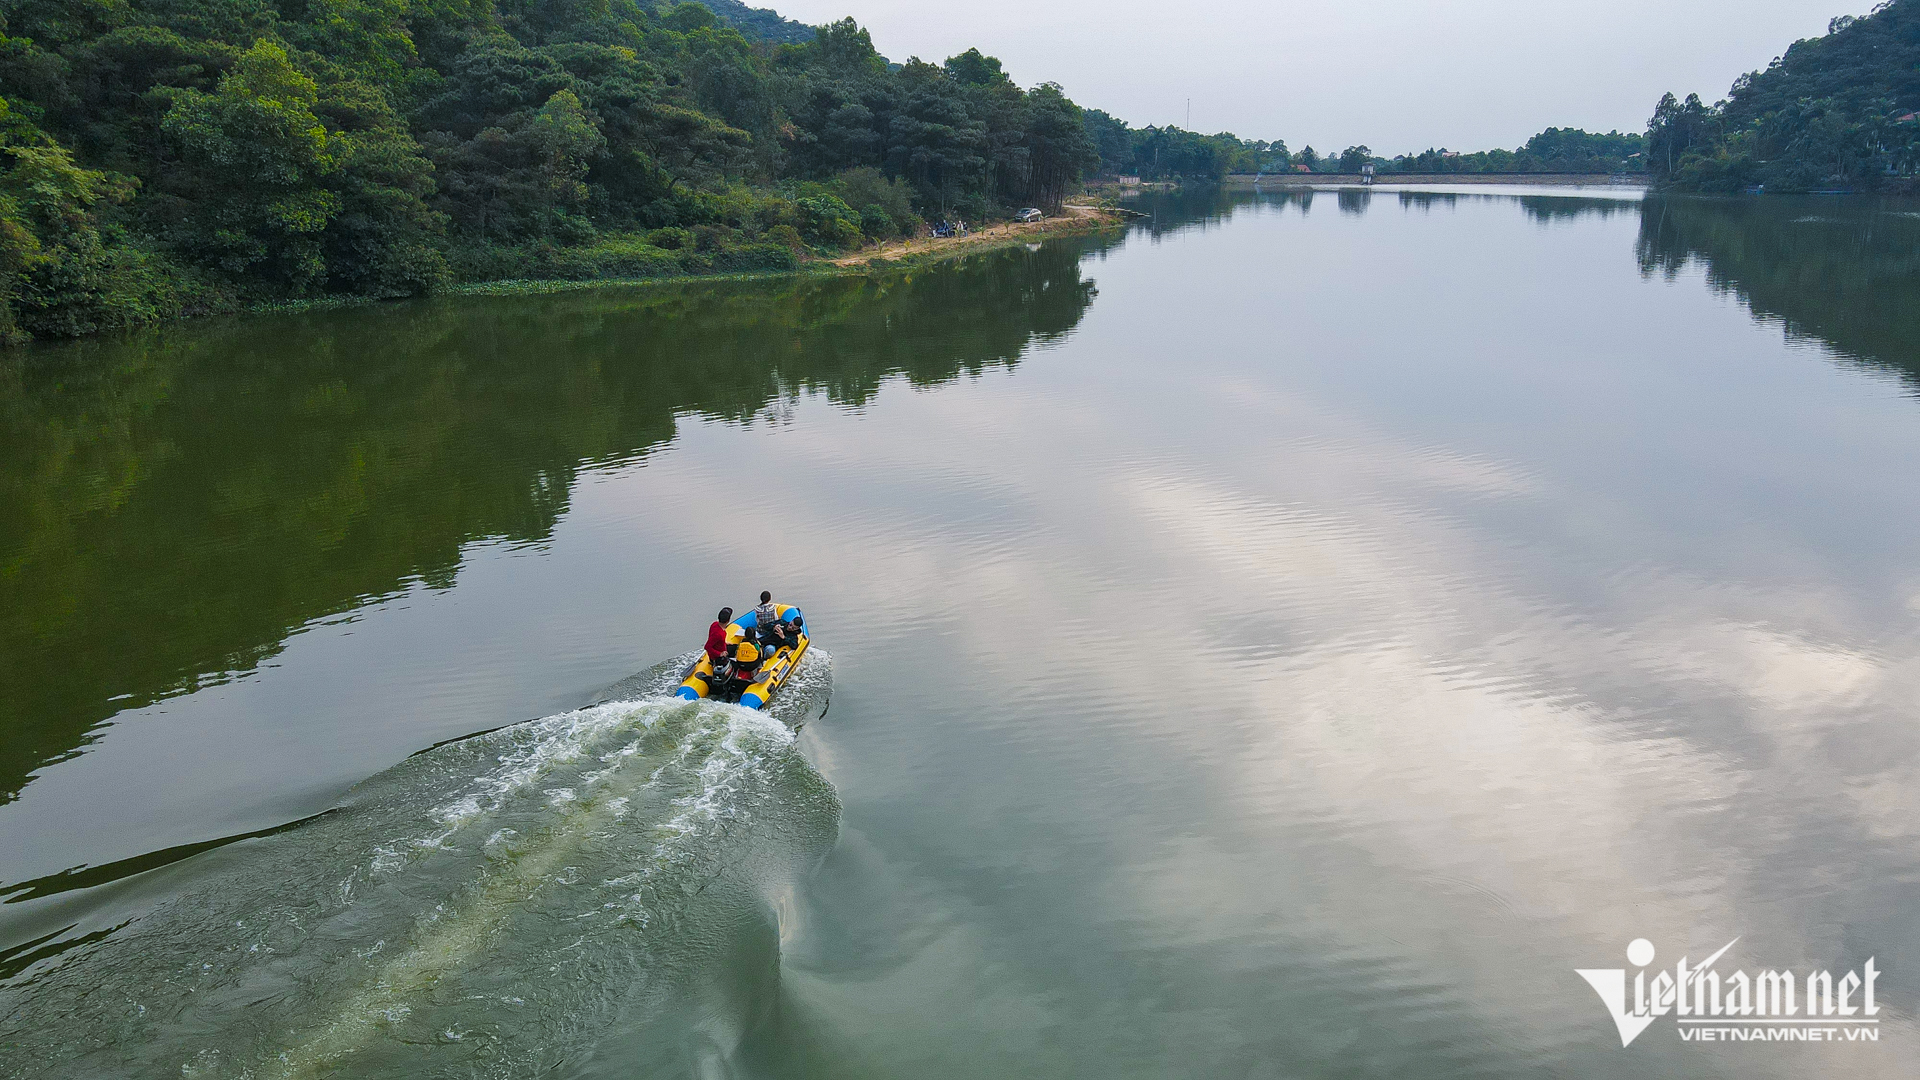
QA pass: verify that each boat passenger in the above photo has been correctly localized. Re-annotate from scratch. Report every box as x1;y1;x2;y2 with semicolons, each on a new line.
725;640;762;701
753;591;790;650
705;607;733;663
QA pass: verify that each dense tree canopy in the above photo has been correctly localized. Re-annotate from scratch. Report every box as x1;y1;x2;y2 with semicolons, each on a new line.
1081;112;1287;180
1648;0;1920;191
1078;116;1644;180
1389;129;1645;175
0;0;1107;341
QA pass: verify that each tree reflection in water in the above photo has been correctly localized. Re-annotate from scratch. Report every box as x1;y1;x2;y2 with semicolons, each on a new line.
0;240;1107;804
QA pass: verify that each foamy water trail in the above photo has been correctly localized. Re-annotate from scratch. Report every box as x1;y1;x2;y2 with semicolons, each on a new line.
0;652;837;1079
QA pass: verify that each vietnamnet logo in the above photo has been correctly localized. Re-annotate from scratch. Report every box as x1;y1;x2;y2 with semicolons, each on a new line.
1578;938;1882;1046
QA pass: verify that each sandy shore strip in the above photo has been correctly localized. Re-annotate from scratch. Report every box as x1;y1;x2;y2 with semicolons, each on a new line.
831;205;1124;266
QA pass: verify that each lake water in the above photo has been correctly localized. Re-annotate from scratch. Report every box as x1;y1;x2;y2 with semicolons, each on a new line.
2;186;1917;1077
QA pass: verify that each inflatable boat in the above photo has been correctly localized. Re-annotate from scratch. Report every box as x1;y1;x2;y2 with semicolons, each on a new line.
677;604;810;710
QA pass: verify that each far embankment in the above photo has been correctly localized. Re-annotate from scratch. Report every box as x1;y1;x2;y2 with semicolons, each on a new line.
1222;173;1649;187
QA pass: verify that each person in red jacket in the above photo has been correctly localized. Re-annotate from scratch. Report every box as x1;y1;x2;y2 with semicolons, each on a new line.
705;607;733;663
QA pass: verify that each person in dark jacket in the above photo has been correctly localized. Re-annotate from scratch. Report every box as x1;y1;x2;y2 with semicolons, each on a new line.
705;607;733;663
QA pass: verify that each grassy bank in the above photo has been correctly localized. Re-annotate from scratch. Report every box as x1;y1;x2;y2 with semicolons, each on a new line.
237;210;1126;319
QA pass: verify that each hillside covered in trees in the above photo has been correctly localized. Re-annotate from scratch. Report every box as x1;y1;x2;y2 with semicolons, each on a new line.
1649;0;1920;191
0;0;1122;342
692;0;814;44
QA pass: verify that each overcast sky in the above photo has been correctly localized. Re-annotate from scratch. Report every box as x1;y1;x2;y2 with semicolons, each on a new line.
765;0;1859;154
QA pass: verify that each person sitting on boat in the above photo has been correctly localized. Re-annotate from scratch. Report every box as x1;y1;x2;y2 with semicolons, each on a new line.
723;640;761;701
753;591;790;651
705;607;734;663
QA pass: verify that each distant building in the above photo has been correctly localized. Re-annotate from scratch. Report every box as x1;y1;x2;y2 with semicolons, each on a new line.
1293;164;1312;173
1117;175;1141;187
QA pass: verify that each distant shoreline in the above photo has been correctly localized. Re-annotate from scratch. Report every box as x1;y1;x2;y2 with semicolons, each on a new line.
10;210;1128;348
1221;173;1648;188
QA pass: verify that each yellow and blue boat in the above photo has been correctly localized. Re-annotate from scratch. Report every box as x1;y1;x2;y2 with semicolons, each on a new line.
677;604;810;710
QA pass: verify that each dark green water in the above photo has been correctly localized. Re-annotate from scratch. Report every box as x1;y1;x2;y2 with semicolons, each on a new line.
2;187;1917;1076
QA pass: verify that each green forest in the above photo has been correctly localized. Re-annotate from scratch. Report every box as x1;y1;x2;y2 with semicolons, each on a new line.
0;0;1133;342
1082;124;1644;181
1649;0;1920;191
1385;128;1645;175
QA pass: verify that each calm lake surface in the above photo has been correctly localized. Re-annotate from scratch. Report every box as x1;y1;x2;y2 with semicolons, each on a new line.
3;186;1918;1077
